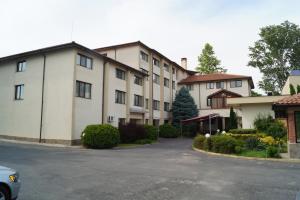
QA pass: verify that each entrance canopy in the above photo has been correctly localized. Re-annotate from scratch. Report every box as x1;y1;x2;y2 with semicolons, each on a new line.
181;113;220;124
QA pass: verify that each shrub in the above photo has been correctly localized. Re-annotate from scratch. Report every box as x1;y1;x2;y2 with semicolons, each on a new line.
193;135;206;149
267;146;281;158
159;124;180;138
245;137;260;150
265;121;287;139
254;114;274;132
225;133;258;141
203;136;213;151
81;124;120;149
235;146;243;154
210;135;239;154
119;123;147;143
229;129;257;134
144;125;158;140
260;136;276;146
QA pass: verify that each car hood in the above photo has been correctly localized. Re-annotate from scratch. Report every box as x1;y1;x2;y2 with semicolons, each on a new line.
0;165;15;173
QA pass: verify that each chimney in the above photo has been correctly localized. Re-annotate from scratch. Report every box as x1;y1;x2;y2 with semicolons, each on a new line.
181;58;187;70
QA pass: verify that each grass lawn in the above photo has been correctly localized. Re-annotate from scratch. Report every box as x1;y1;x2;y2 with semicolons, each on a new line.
117;143;142;148
236;150;267;158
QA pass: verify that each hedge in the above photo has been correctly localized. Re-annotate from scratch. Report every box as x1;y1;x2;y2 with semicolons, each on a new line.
159;124;180;138
228;129;257;134
144;125;158;141
81;124;120;149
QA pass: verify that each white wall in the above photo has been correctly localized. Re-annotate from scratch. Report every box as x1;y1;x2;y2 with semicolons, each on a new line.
239;103;274;129
73;51;104;140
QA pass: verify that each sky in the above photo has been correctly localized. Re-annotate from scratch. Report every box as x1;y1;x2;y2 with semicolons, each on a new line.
1;0;300;93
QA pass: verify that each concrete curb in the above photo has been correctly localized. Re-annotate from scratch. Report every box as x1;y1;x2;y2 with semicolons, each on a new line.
192;146;300;163
0;138;82;149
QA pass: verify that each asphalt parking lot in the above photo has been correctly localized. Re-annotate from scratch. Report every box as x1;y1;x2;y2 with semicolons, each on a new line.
0;138;300;200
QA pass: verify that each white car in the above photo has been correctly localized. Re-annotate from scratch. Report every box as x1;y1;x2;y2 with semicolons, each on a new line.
0;166;21;200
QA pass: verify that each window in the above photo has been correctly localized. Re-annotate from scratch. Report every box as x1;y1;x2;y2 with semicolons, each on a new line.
216;81;224;89
116;68;126;80
187;85;193;91
153;100;160;110
295;112;300;143
134;75;143;86
134;95;143;107
115;90;126;104
17;61;26;72
76;54;93;69
230;80;242;88
153;73;160;84
206;82;214;89
172;67;175;75
140;68;148;80
164;102;170;112
153;58;160;66
145;98;149;109
15;84;24;100
211;97;227;109
164;63;169;72
172;81;175;90
76;81;92;99
207;98;211;106
164;78;169;88
140;51;149;62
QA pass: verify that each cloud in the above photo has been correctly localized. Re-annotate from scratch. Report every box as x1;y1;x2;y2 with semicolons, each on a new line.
1;0;300;93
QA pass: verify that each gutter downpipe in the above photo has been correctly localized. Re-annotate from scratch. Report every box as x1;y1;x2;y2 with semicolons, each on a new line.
39;55;46;143
102;60;106;124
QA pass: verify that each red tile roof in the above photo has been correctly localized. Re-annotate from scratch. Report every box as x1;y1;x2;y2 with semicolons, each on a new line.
178;73;254;88
274;94;300;106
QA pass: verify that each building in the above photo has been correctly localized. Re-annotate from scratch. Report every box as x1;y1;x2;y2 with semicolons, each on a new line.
95;41;195;126
227;96;284;129
0;41;254;144
177;73;254;132
228;70;300;129
273;94;300;159
0;42;147;145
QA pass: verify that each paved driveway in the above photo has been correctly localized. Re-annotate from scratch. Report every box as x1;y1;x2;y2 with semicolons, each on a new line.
0;138;300;200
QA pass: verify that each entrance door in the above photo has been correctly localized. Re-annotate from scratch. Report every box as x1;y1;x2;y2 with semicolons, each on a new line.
295;112;300;143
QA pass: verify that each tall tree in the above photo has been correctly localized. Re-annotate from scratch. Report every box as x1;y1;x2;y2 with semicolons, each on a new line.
251;90;262;97
290;84;296;95
229;107;238;130
172;87;198;136
196;43;225;74
248;21;300;94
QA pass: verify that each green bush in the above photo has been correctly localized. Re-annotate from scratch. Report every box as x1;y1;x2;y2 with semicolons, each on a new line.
267;146;281;158
235;146;243;154
203;136;213;151
159;124;180;138
266;121;287;139
245;137;260;150
81;124;120;149
193;135;206;149
210;135;239;154
254;114;274;132
144;125;158;140
225;133;259;141
229;129;257;134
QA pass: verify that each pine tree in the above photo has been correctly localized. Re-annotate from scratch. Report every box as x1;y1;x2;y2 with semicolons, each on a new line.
172;87;198;136
297;85;300;94
196;43;225;74
229;107;238;130
290;84;296;95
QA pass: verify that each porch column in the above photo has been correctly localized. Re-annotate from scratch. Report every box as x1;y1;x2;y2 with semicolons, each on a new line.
287;109;296;143
222;117;226;131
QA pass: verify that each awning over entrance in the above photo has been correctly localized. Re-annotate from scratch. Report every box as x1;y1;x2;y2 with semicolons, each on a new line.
181;113;220;124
